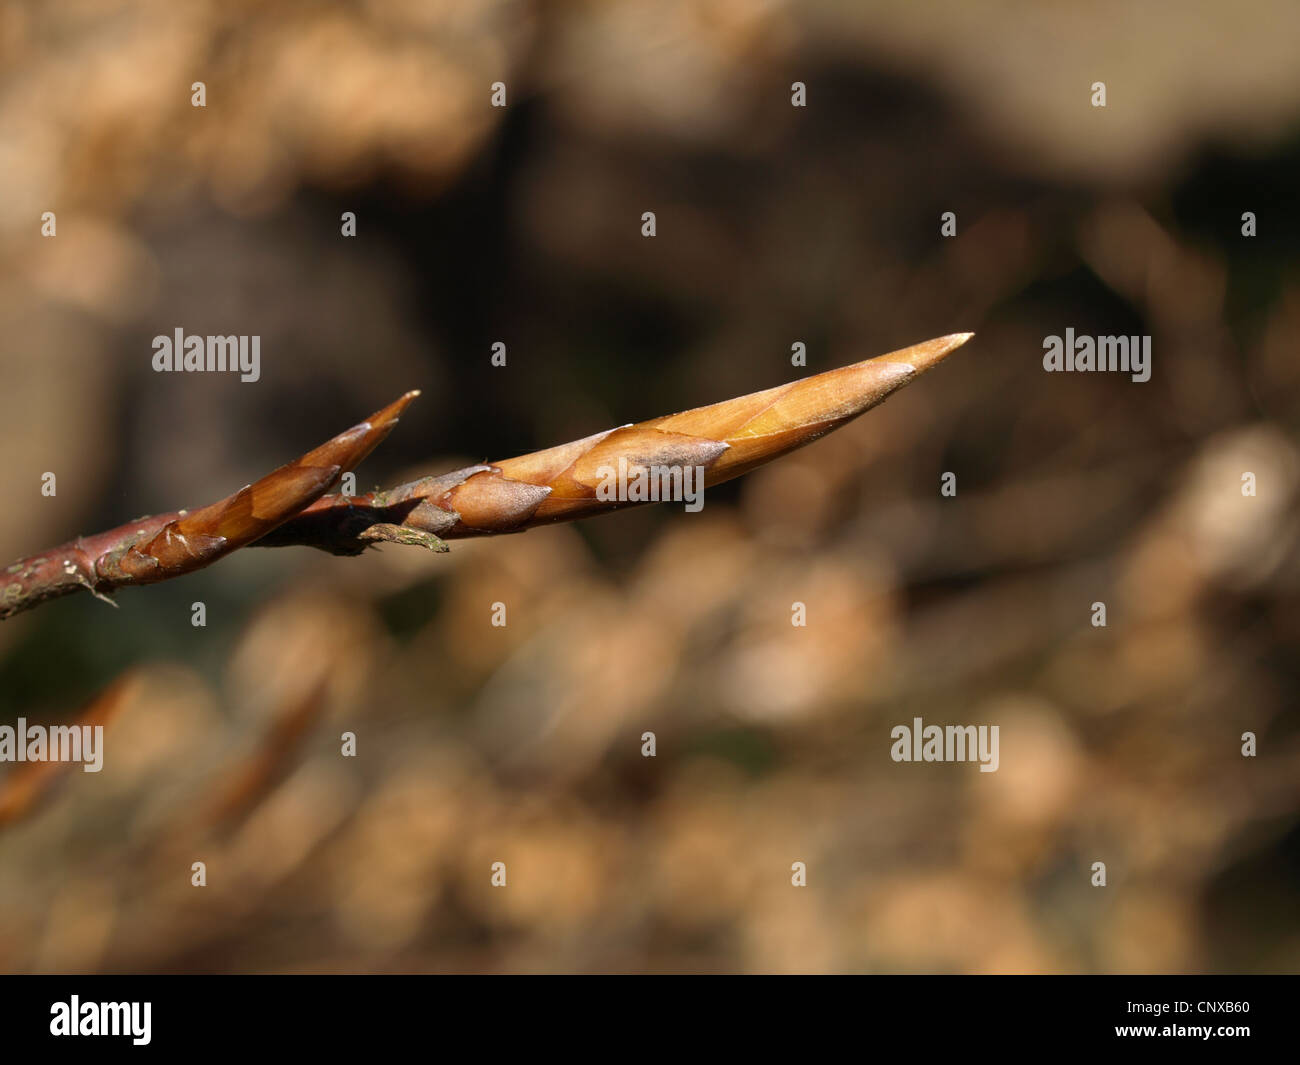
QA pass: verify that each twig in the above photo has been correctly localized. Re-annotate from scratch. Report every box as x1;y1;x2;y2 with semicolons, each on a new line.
0;675;133;826
0;334;970;619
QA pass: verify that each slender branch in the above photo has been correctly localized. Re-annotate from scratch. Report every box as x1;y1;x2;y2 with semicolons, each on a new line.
0;334;971;619
0;391;418;617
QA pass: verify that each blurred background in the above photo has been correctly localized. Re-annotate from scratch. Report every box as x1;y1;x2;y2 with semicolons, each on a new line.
1;0;1298;973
